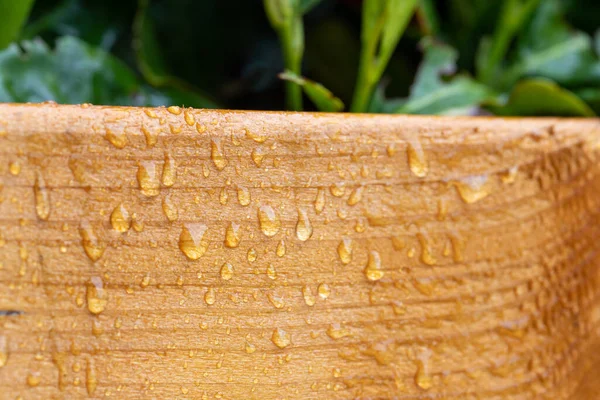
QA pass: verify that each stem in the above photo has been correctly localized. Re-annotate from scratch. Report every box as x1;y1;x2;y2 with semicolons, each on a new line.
281;21;303;111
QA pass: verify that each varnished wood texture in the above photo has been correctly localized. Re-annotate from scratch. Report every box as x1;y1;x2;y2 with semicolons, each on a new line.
0;103;600;399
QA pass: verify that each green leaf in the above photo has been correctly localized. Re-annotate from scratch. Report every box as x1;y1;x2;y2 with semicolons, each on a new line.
487;78;595;116
416;0;440;36
575;87;600;114
279;70;344;112
0;0;35;49
392;39;493;115
501;0;600;89
133;0;217;108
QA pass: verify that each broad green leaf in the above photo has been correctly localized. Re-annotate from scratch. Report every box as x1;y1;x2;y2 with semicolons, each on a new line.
133;0;217;108
487;78;595;116
0;0;35;49
392;39;493;114
574;87;600;114
502;0;600;89
279;70;344;112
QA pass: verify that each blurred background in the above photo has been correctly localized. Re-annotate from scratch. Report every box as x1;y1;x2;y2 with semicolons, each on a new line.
0;0;599;115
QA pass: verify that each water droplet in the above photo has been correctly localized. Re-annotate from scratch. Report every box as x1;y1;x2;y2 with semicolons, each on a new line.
391;301;406;315
245;341;256;354
415;348;433;390
34;172;50;220
141;125;158;147
220;263;234;280
267;292;285;309
416;233;436;266
271;328;291;349
449;233;465;262
137;161;160;197
219;188;229;205
317;283;331;299
266;263;277;279
326;323;351;340
224;222;241;248
80;221;104;261
8;161;20;175
110;204;131;232
140;274;151;288
245;128;267;143
295;209;313;241
258;205;281;237
247;248;258;263
105;128;127;149
407;140;428;178
314;188;325;214
337;238;353;265
251;147;265;167
86;359;97;395
347;186;363;206
276;240;286;257
501;166;519;184
205;288;216;305
27;372;41;387
330;183;345;197
86;276;107;315
437;198;448;221
237;186;251;206
364;251;384;281
162;194;178;222
0;336;8;367
162;152;176;187
184;110;195;126
454;175;491;204
211;138;227;170
179;223;209;260
167;105;182;115
302;286;316;306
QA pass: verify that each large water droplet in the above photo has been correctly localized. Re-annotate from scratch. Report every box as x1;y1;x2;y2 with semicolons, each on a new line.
110;204;131;232
347;186;363;206
295;209;313;241
317;283;331;299
237;186;251;206
137;161;160;197
105;128;127;149
337;238;353;265
162;152;176;187
314;188;325;214
86;276;107;315
267;292;285;309
330;183;345;197
407;140;428;178
179;223;209;260
184;109;195;126
245;128;267;143
220;263;234;280
167;105;182;115
34;171;50;220
271;328;291;349
162;194;178;222
211;138;227;170
454;175;491;204
224;222;241;248
258;205;281;237
80;221;104;262
364;251;384;281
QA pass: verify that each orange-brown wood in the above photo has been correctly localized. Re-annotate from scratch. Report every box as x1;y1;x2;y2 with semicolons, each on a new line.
0;103;599;399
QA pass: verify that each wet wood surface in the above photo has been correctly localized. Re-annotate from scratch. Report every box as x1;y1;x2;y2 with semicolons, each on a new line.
0;103;599;399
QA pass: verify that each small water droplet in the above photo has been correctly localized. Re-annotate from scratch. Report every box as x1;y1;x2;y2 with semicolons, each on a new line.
237;186;251;206
271;328;291;349
276;240;286;257
167;105;182;115
27;372;41;387
302;286;316;306
258;205;281;237
326;323;351;340
86;276;107;315
330;183;345;197
80;221;104;261
295;209;313;241
501;166;519;184
220;263;234;280
141;125;158;147
179;223;209;260
105;128;127;149
184;109;195;126
317;283;331;299
140;274;151;288
251;148;265;167
8;161;21;175
162;152;177;187
247;248;258;263
415;348;433;390
407;140;428;178
449;233;465;262
224;222;241;248
219;187;229;205
454;175;491;204
0;336;8;367
86;359;97;395
245;128;267;143
391;301;406;315
34;172;50;220
204;288;216;305
364;251;384;281
337;238;352;265
211;138;227;170
245;341;256;354
266;264;277;279
314;188;325;214
347;186;363;206
110;204;131;232
137;161;160;197
416;233;436;266
267;292;285;309
162;194;178;222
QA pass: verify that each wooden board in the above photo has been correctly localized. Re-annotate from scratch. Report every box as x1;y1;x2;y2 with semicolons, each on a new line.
0;103;599;399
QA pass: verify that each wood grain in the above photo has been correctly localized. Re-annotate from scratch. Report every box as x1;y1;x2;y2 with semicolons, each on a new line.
0;103;599;399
